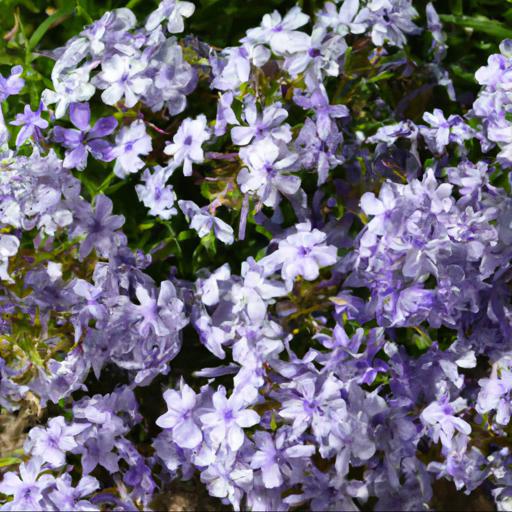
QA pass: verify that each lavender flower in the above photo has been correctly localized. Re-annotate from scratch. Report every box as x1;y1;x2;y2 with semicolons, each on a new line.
145;0;195;33
111;120;152;178
0;66;25;101
156;380;202;449
48;474;99;511
200;386;259;450
243;6;310;56
164;115;209;176
135;166;177;219
53;102;117;170
25;417;88;467
0;458;55;511
421;395;471;449
73;194;125;258
238;138;300;208
10;102;48;147
261;221;337;290
98;54;151;108
179;199;234;244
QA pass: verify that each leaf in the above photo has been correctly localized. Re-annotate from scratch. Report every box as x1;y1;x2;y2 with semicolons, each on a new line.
0;457;21;468
440;14;512;39
29;6;74;51
177;229;195;241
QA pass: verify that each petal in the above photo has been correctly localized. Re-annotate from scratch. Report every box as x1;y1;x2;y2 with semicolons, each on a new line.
235;409;260;428
89;116;118;138
69;102;90;131
173;419;202;449
227;425;245;451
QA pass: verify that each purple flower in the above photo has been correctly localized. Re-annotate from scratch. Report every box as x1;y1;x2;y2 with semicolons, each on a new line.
145;0;195;33
261;222;337;290
294;83;349;140
135;166;177;219
98;54;151;108
164;115;209;176
74;194;125;258
421;395;471;449
477;359;512;425
354;0;420;48
156;380;203;449
0;458;55;511
214;92;237;136
421;109;473;153
231;99;291;146
10;102;48;147
317;0;366;36
230;258;287;323
250;430;315;489
243;6;310;56
238;138;300;208
279;373;344;438
131;280;184;337
54;102;117;170
25;417;88;467
200;386;259;451
179;199;234;245
295;117;343;185
0;66;24;101
49;474;99;511
111;120;152;178
80;432;120;475
0;234;20;283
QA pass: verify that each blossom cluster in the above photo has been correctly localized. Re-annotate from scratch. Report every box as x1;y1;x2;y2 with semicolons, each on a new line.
0;0;511;510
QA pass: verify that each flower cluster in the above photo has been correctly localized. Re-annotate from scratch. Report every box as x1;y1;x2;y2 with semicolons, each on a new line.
0;0;511;510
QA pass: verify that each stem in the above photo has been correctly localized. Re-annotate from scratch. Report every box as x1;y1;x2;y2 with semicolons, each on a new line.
96;172;117;195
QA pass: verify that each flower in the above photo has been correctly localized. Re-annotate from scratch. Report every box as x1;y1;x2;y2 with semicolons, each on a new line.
0;458;55;511
111;120;152;178
10;102;48;147
136;166;177;219
48;474;99;511
421;395;471;449
237;138;300;208
261;221;337;290
131;280;184;337
74;194;125;258
25;417;88;467
231;99;291;146
0;66;25;101
156;380;203;449
145;0;195;33
200;386;259;451
98;54;151;108
179;200;234;245
42;67;96;119
164;115;209;176
354;0;420;48
243;6;310;56
53;102;117;170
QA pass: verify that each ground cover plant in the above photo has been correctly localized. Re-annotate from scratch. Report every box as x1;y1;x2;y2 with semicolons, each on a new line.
0;0;512;510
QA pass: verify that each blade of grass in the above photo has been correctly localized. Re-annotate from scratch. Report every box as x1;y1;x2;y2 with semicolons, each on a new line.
28;6;74;51
440;14;512;40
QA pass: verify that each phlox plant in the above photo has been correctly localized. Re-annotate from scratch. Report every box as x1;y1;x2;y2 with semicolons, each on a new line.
0;0;511;510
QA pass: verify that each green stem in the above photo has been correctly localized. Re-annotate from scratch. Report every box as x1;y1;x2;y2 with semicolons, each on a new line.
126;0;144;9
96;172;117;195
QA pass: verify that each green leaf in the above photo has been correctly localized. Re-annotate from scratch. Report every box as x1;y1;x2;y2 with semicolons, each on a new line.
0;457;21;468
440;14;512;39
138;221;155;231
29;6;75;51
177;230;196;241
0;54;22;66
